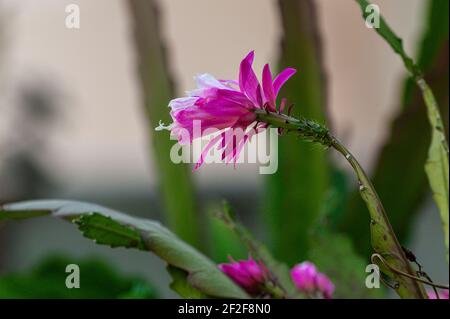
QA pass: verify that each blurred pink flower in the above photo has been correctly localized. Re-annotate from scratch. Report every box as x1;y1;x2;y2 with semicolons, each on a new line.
157;50;296;169
315;273;335;299
290;261;335;299
290;261;318;292
427;289;449;299
218;256;269;295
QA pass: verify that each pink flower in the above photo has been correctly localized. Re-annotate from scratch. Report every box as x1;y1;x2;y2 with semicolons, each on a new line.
315;273;335;299
427;289;449;299
157;50;296;169
290;261;335;299
218;256;268;295
290;261;318;292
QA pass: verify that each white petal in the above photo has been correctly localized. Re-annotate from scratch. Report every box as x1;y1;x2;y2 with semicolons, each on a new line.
168;97;198;110
194;73;228;89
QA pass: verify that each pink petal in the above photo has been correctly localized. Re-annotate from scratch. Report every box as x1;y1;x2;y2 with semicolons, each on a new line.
168;97;198;111
171;108;239;131
290;261;318;292
255;84;263;107
229;135;250;167
262;64;276;110
273;68;296;97
239;51;261;106
194;73;228;89
194;133;223;170
215;89;253;110
316;273;334;299
220;129;241;162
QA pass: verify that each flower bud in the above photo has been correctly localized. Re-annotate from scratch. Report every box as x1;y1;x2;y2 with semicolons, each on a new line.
290;261;335;299
316;273;335;299
290;261;318;292
218;257;268;295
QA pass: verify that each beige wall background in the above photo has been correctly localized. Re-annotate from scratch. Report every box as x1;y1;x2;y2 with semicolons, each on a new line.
1;0;424;193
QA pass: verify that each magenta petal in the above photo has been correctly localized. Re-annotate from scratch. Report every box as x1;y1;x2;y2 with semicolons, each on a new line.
243;259;265;282
239;51;261;105
194;133;223;170
215;89;253;109
220;263;254;288
262;64;276;110
218;257;268;295
241;50;255;67
255;84;263;107
227;129;257;165
290;261;318;292
273;67;296;97
316;273;335;299
220;129;242;163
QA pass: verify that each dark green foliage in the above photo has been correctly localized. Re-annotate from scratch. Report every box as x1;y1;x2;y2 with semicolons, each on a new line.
207;211;247;262
309;231;384;299
0;255;157;298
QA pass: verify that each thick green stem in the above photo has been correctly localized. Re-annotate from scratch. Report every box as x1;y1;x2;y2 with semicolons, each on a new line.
330;138;426;299
255;110;427;299
127;0;201;248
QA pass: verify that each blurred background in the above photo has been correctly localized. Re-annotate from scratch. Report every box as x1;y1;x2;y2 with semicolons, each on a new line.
0;0;448;298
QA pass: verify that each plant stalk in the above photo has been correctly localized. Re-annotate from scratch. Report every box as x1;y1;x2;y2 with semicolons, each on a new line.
255;109;427;298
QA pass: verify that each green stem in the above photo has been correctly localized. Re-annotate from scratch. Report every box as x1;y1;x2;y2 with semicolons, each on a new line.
127;0;201;248
255;109;427;299
355;0;449;263
263;283;285;299
330;138;426;299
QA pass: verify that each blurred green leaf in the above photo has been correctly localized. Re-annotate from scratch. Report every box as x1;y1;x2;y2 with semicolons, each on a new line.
423;80;449;260
342;0;449;255
127;0;201;247
0;200;248;299
0;255;156;298
265;0;330;264
309;231;384;299
167;266;208;299
320;166;351;228
207;210;247;262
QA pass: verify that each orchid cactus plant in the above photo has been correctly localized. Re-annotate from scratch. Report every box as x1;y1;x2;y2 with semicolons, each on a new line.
0;0;448;301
